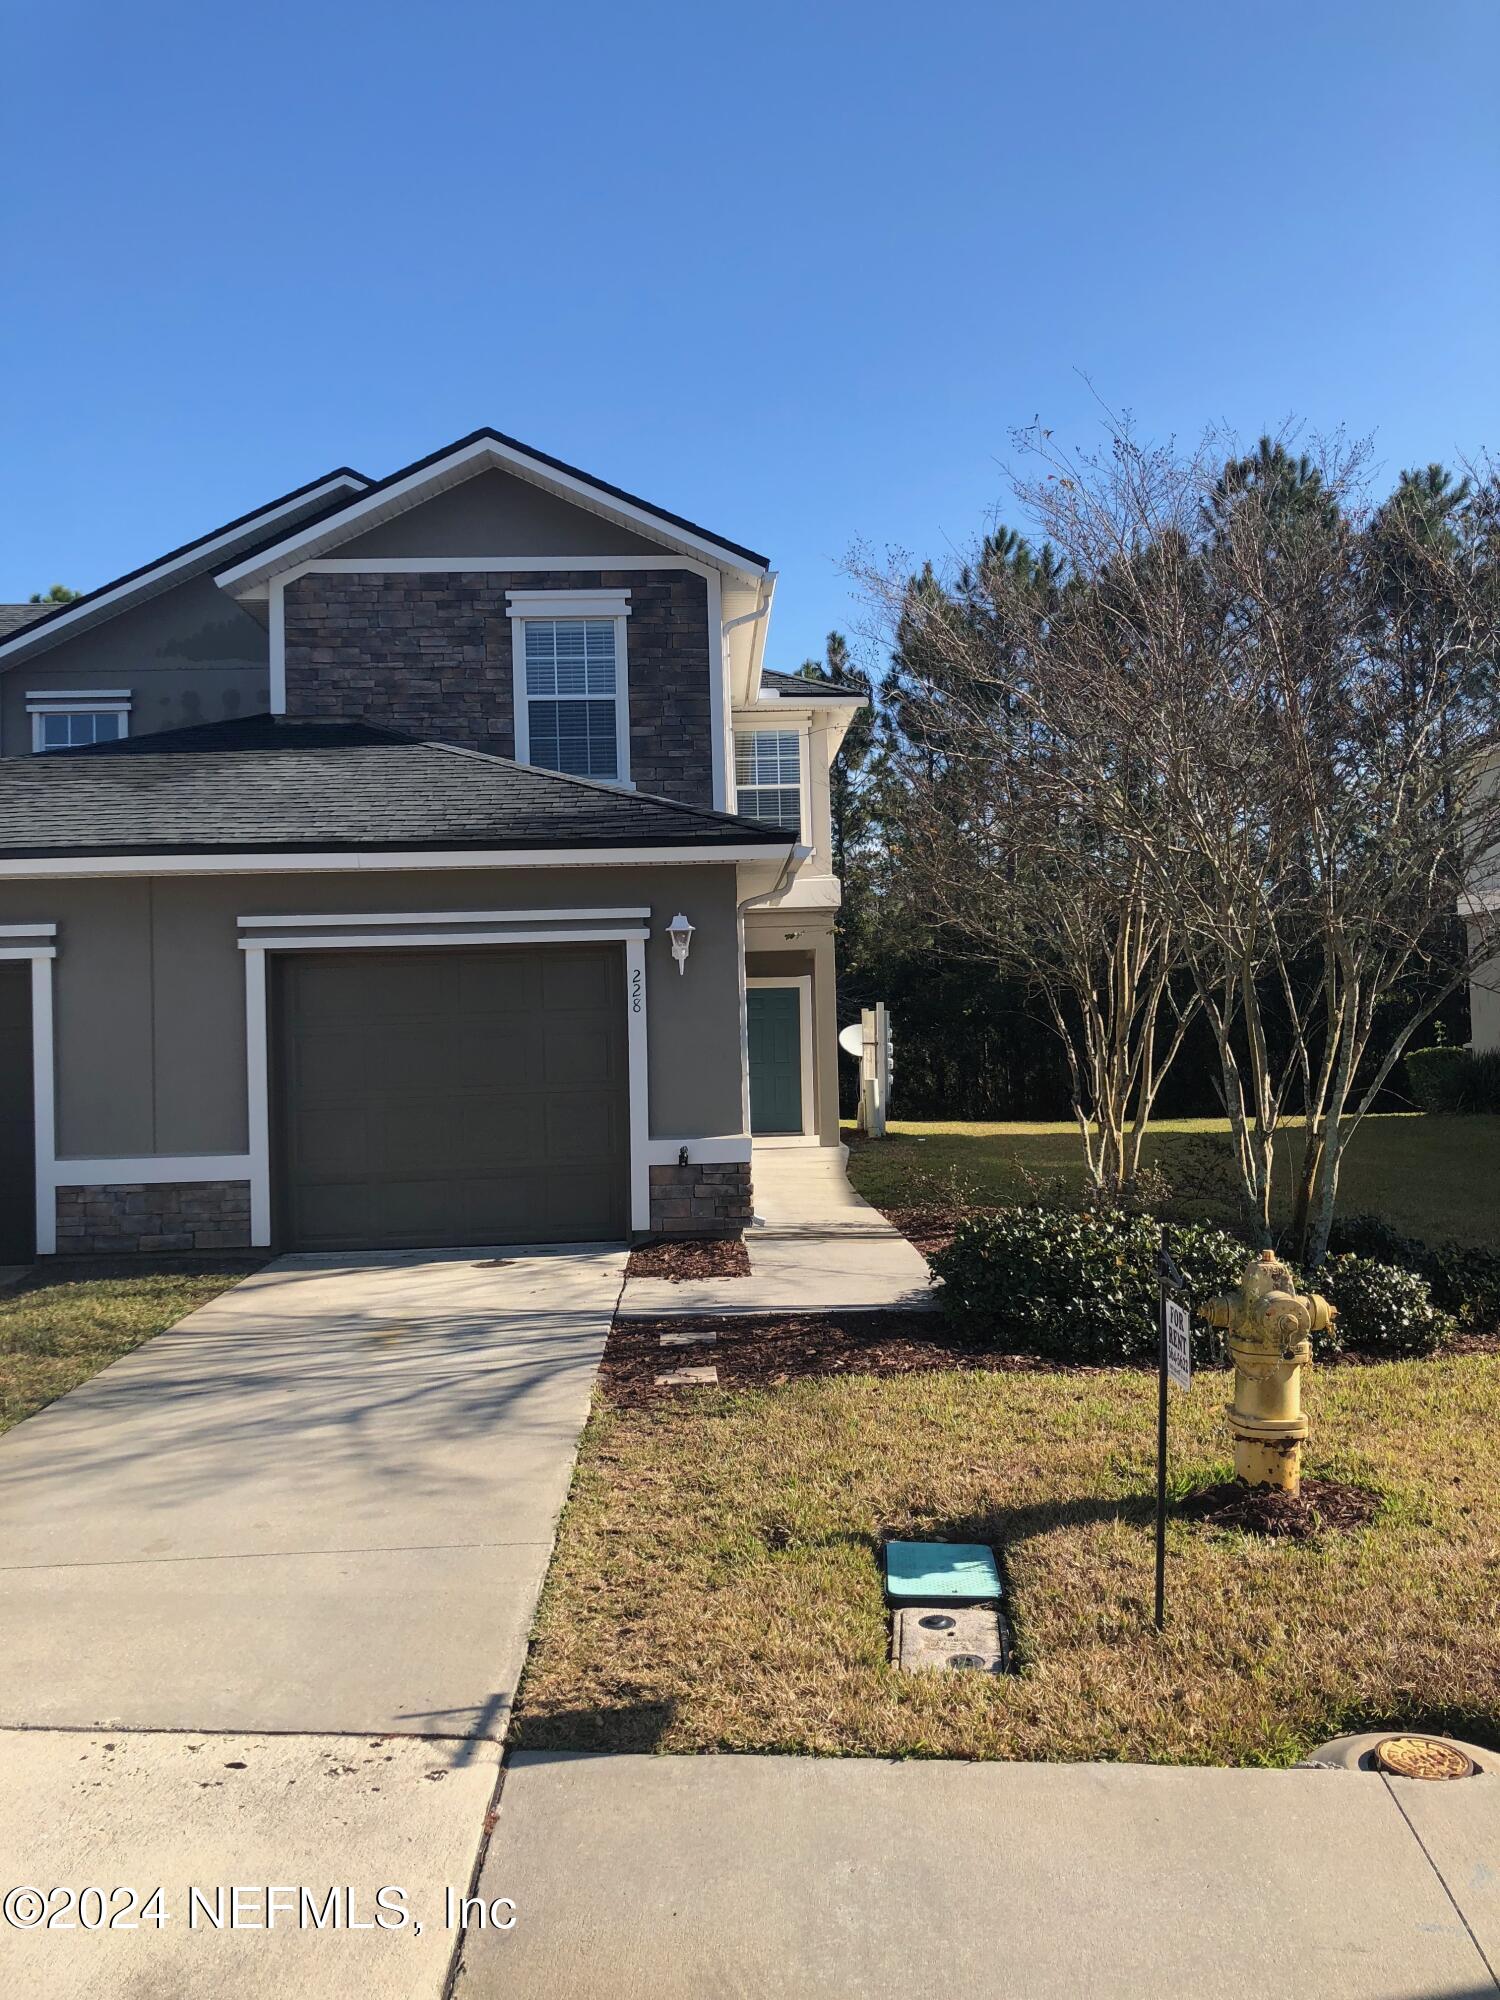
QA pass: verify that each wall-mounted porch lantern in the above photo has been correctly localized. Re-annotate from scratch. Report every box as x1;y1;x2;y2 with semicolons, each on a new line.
666;913;695;976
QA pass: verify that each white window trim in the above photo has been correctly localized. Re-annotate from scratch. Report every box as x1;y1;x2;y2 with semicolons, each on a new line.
746;973;817;1144
506;590;632;788
28;695;131;754
242;921;653;1247
734;721;810;843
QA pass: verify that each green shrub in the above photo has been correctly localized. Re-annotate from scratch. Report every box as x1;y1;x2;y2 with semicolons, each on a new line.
1327;1213;1500;1331
930;1206;1250;1364
1405;1044;1500;1113
1318;1255;1455;1358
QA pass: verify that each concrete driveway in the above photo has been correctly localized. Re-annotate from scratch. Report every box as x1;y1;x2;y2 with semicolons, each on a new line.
0;1244;625;1736
0;1244;624;1997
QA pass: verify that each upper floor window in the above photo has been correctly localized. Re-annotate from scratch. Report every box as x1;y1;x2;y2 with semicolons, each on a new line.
507;591;631;784
735;729;803;833
27;692;131;753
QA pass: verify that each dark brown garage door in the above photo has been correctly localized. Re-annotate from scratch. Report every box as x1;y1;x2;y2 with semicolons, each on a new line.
0;964;34;1263
273;946;629;1251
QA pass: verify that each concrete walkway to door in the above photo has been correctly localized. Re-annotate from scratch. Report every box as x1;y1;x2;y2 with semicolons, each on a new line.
0;1244;626;1737
617;1145;933;1317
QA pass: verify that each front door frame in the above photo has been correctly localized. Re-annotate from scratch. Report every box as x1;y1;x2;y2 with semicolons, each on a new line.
745;974;815;1144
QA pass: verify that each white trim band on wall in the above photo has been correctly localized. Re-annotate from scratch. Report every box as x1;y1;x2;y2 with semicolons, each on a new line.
51;1156;254;1186
643;1137;752;1165
236;907;651;930
236;928;650;952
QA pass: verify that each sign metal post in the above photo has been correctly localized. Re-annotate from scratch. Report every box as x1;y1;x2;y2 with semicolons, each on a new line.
1154;1236;1190;1632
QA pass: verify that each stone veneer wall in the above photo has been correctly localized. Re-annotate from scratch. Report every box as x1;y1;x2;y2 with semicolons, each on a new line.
54;1182;252;1256
283;567;715;807
647;1161;753;1239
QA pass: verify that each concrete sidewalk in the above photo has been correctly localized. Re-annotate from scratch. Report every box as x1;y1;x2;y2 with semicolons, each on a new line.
459;1753;1500;1999
619;1145;934;1317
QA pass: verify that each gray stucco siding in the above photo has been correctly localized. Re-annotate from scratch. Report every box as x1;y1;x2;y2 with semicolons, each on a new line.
1;572;270;756
0;863;747;1165
333;468;667;560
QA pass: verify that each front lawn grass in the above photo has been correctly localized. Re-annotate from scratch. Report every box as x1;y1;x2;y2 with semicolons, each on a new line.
0;1261;261;1437
514;1354;1500;1765
843;1113;1500;1249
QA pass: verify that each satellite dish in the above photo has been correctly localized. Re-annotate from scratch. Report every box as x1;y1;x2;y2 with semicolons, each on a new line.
838;1023;863;1059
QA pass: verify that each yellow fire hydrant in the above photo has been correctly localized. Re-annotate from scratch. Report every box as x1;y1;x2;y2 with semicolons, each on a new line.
1199;1250;1336;1494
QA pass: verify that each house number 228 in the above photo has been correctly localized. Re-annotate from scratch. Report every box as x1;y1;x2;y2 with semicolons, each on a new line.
631;967;644;1013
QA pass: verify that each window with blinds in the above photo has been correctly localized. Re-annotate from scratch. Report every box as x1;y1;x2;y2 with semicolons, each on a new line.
523;618;621;781
735;729;802;831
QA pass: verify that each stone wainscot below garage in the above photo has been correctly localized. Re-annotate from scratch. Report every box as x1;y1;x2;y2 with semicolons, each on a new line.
648;1162;753;1239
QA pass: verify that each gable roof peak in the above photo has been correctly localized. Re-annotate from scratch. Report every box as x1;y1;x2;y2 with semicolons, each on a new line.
213;427;770;594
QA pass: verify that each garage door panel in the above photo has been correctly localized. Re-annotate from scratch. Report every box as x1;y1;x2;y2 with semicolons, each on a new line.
293;1102;373;1177
275;946;629;1251
454;1021;545;1087
542;1018;618;1088
455;952;543;1013
544;1094;621;1162
542;951;617;1011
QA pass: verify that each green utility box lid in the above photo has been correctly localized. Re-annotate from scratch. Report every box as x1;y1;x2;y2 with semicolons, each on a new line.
884;1541;1002;1604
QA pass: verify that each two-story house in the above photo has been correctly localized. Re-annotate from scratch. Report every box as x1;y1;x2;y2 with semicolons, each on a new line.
0;429;865;1262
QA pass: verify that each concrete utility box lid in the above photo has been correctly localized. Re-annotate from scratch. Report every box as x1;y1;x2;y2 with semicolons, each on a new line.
884;1541;1001;1604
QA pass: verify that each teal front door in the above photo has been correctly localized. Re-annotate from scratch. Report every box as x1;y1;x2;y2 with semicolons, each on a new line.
748;985;804;1135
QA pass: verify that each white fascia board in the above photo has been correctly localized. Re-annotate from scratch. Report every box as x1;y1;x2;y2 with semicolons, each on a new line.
0;844;792;880
0;923;57;937
214;438;769;594
753;687;868;707
0;474;369;668
25;689;132;701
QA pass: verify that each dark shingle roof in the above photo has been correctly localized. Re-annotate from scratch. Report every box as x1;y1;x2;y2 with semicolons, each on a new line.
0;468;370;663
0;605;56;639
0;716;793;859
759;668;867;702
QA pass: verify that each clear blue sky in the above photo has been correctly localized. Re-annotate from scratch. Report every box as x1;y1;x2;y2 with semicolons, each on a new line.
4;0;1497;675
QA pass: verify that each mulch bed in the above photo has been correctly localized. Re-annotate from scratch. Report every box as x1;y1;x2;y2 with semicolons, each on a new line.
626;1238;751;1281
602;1312;1067;1406
1178;1476;1381;1541
881;1206;974;1259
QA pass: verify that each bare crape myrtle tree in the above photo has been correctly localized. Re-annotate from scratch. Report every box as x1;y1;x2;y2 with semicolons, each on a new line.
858;423;1500;1261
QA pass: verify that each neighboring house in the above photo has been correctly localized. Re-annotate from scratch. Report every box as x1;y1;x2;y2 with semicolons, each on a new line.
0;430;865;1261
1468;745;1500;1053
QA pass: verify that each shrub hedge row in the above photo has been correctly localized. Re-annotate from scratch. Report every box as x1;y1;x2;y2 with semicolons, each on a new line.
931;1204;1480;1363
1405;1044;1500;1113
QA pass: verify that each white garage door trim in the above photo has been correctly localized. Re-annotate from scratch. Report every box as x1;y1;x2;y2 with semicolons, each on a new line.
241;913;650;1246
